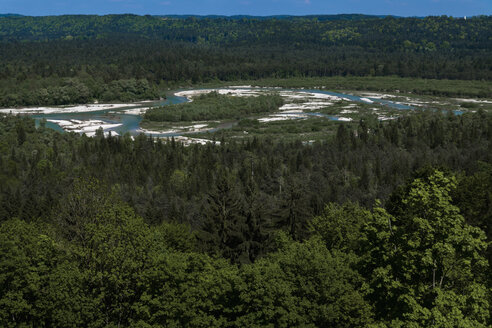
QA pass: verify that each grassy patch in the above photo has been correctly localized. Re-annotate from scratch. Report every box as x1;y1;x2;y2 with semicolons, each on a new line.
194;117;347;142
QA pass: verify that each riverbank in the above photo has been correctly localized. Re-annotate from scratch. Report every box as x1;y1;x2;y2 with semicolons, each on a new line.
174;76;492;99
0;102;147;115
7;85;491;143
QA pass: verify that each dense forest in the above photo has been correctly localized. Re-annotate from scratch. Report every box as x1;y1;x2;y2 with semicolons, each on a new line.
0;14;491;106
144;92;284;122
0;110;491;326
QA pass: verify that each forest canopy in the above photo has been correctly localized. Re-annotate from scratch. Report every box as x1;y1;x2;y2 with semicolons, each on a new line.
0;14;491;106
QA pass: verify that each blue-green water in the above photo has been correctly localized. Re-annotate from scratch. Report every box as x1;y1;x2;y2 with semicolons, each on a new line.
28;88;445;137
32;95;188;136
315;90;414;110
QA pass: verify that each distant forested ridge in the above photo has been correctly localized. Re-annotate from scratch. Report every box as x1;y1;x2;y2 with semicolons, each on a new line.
1;14;488;48
155;14;389;20
0;14;491;106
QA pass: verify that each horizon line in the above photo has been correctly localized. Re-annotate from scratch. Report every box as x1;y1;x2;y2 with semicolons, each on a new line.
1;13;486;18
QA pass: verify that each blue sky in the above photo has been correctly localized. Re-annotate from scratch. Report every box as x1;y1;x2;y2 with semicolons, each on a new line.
1;0;491;17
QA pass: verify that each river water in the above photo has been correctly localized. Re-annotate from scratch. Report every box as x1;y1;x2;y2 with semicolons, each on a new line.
29;88;414;137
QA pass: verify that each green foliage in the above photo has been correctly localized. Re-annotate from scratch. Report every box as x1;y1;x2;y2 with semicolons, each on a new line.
135;252;241;327
56;177;113;242
310;201;372;251
361;170;490;326
198;169;259;263
1;15;490;54
0;77;158;107
152;221;197;252
272;174;313;241
144;92;283;122
454;162;492;265
238;235;373;327
0;207;374;327
199;161;276;264
75;203;154;327
0;219;66;327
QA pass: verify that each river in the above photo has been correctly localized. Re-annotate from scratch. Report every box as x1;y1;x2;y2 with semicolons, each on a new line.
24;87;417;137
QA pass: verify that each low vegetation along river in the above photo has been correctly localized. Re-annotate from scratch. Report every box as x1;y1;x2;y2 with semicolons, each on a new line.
8;87;417;138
